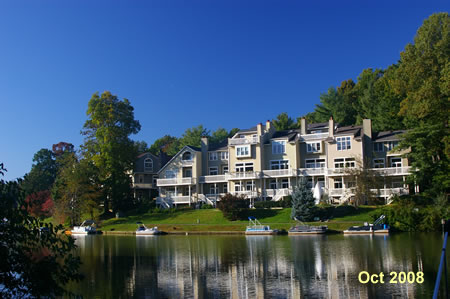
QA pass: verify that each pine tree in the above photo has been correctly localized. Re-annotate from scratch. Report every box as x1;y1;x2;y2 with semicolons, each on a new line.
291;178;316;221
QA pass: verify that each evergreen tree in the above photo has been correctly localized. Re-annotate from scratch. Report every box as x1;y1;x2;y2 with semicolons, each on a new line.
291;178;316;221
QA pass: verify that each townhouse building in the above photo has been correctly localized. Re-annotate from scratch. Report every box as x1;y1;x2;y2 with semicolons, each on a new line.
150;118;411;208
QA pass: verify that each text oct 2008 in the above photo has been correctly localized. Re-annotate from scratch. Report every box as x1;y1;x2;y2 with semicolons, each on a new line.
358;271;424;284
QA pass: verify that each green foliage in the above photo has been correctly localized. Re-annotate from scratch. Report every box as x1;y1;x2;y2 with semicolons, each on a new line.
217;193;249;221
178;125;210;149
253;196;291;209
201;204;214;209
81;91;140;213
272;112;298;131
149;135;179;156
0;163;83;298
291;178;316;221
134;140;149;154
21;148;58;196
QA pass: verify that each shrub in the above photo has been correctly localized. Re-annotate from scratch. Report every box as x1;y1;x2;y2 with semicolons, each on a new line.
254;201;278;209
291;178;317;221
217;193;249;221
201;204;214;209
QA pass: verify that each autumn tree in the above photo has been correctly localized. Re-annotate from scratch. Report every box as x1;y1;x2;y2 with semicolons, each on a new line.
25;190;54;219
81;91;140;213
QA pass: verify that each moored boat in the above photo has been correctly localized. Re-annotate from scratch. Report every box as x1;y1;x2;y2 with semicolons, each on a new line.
136;222;163;235
343;215;389;234
288;217;328;235
245;217;278;235
71;220;97;235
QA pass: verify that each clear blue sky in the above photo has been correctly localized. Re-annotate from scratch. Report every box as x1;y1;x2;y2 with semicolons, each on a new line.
1;0;448;181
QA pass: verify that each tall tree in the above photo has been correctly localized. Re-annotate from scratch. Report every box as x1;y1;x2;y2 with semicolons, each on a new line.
394;13;450;195
134;141;149;154
291;178;316;222
149;135;179;156
272;112;297;131
21;149;57;196
81;91;141;213
178;125;210;149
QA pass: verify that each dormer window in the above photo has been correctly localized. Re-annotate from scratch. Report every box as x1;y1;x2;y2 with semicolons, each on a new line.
272;140;286;154
144;158;153;171
182;151;192;160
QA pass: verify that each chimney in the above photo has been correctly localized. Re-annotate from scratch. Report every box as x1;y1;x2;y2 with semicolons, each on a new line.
328;117;334;138
201;136;209;152
363;119;372;139
266;120;271;131
257;123;262;136
301;118;307;135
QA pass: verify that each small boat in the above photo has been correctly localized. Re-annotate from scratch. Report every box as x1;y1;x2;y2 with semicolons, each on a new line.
136;222;163;235
245;217;278;235
71;220;97;235
289;218;328;235
344;215;390;234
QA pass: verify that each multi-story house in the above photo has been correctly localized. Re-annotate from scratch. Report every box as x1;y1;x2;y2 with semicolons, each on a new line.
155;118;412;208
131;152;170;201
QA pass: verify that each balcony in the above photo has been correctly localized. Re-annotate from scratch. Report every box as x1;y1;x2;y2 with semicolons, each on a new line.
156;196;192;205
299;132;328;141
229;136;259;146
180;159;194;166
262;169;296;178
371;187;409;197
133;183;153;189
227;171;261;180
200;174;228;183
231;191;259;198
298;168;326;176
372;167;411;176
156;177;196;186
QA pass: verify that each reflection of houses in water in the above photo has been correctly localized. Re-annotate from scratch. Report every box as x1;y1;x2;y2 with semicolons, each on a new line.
76;235;423;298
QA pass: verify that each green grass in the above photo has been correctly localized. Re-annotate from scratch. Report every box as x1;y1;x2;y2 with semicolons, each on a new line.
99;206;382;232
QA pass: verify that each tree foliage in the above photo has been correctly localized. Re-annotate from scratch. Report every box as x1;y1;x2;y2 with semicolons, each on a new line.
272;112;298;131
25;190;54;219
81;91;140;213
291;178;316;221
149;135;179;156
217;193;249;221
21;149;57;196
0;163;83;298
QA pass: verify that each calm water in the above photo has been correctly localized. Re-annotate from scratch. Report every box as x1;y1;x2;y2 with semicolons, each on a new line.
69;233;449;298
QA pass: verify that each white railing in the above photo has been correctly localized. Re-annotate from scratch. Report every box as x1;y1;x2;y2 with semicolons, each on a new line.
371;188;409;197
231;191;259;198
156;197;171;208
326;168;348;175
264;188;291;201
372;167;411;176
227;172;261;180
262;169;296;178
228;136;259;145
299;133;328;141
200;174;228;183
180;160;194;166
157;177;196;186
328;189;345;196
157;196;192;204
298;168;326;176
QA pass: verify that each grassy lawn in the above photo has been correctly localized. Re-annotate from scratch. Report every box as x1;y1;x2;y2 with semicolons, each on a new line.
99;206;381;232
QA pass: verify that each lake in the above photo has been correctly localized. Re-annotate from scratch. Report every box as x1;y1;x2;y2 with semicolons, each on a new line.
69;233;448;298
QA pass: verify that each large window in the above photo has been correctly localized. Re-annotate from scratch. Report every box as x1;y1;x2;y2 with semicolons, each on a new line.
272;140;286;154
234;182;242;192
209;167;218;175
270;160;289;170
208;152;218;161
334;178;343;189
305;159;325;168
373;141;399;152
269;179;277;189
307;142;321;153
281;179;289;189
210;185;218;194
165;170;176;178
246;181;254;191
373;142;384;152
334;158;355;168
373;158;385;168
182;151;192;160
220;151;228;160
235;162;253;172
236;145;250;157
336;136;351;151
385;141;399;151
144;158;153;171
390;157;402;168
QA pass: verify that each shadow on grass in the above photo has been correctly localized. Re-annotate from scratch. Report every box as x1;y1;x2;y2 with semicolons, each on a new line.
247;209;278;219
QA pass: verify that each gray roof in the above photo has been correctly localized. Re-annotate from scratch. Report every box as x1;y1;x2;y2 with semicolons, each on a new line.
307;122;329;130
335;125;362;137
209;139;228;151
373;130;406;142
237;124;266;134
266;130;298;143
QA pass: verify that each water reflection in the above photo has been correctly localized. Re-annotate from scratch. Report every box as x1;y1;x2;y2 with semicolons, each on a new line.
70;233;446;298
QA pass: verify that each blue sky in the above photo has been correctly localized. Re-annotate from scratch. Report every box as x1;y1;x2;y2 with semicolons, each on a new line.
1;0;448;181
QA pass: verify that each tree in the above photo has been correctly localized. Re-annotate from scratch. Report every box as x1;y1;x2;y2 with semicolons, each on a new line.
178;125;210;149
217;193;249;221
0;163;83;297
52;142;74;157
81;91;141;213
273;112;297;131
25;190;54;219
134;141;149;154
21;149;57;196
291;178;316;222
393;13;450;195
210;127;240;145
149;135;179;156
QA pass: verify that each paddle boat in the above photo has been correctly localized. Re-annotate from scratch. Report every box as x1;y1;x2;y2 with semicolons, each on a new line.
288;217;328;235
136;222;163;235
245;217;278;235
71;220;97;235
344;215;390;234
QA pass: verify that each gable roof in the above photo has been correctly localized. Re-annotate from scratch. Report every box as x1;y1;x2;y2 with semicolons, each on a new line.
157;145;200;174
373;130;406;142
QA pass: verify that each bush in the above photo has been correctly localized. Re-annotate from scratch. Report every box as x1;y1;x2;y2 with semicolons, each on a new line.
279;196;292;208
201;204;214;209
216;193;249;221
253;201;278;209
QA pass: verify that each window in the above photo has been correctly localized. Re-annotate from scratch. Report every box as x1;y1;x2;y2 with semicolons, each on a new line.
272;140;286;154
307;142;321;153
373;159;385;168
166;170;176;178
223;184;228;193
183;168;192;178
220;151;228;160
373;142;384;152
317;177;325;188
182;151;192;160
223;166;229;174
246;181;254;191
281;179;289;189
209;152;218;161
385;141;399;151
235;162;253;172
391;157;402;168
269;179;277;189
236;145;250;157
209;167;218;175
305;159;325;168
334;178;343;189
210;185;218;194
234;182;242;192
153;177;158;186
336;136;351;151
334;158;355;168
270;160;289;170
144;158;153;171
